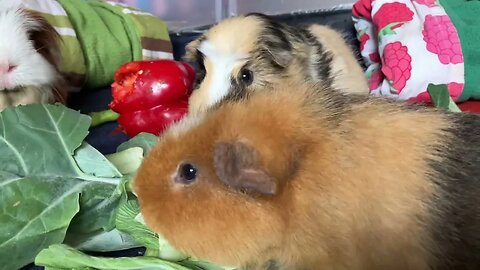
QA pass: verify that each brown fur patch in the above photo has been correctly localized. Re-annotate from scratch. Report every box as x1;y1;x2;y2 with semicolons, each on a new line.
213;141;277;195
24;9;67;104
134;78;451;269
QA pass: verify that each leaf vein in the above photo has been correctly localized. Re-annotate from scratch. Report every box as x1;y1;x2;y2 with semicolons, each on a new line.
0;137;28;175
0;182;87;249
42;105;83;174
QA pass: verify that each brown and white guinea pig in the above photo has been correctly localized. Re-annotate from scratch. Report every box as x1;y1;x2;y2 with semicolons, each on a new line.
0;0;66;111
134;77;480;270
184;12;368;114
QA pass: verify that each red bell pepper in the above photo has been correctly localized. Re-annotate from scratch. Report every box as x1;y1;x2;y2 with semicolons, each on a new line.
90;60;196;137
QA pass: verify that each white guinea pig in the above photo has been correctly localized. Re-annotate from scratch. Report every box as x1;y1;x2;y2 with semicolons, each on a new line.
0;0;66;111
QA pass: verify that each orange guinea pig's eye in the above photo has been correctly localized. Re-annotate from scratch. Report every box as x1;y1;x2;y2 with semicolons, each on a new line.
175;162;198;185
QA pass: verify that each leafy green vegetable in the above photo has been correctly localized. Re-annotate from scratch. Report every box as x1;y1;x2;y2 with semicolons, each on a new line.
75;142;122;178
64;228;140;253
157;231;189;262
427;83;462;113
0;175;85;270
0;104;90;177
106;147;144;175
115;198;192;262
179;261;236;270
116;199;160;251
67;178;128;234
35;244;193;270
0;104;124;269
117;132;158;155
1;104;234;270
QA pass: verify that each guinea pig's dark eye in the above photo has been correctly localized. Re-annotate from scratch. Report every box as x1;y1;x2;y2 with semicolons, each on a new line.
238;68;254;86
175;163;198;185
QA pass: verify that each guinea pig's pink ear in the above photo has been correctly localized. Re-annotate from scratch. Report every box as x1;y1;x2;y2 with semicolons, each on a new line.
213;141;277;196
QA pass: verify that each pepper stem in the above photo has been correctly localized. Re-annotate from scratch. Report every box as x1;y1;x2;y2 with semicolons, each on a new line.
89;109;120;127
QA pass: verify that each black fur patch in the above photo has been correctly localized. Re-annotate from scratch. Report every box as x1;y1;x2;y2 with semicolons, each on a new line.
185;46;206;90
194;50;206;89
184;35;206;89
313;42;334;86
428;112;480;269
246;13;293;70
247;13;334;87
295;27;334;86
224;76;249;102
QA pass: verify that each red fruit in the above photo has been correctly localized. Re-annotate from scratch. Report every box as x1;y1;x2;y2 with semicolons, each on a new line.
110;60;195;114
352;0;373;20
109;59;196;137
117;102;189;137
422;15;463;65
381;42;412;93
373;2;414;33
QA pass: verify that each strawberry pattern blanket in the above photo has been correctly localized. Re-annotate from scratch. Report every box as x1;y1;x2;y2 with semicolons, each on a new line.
353;0;480;103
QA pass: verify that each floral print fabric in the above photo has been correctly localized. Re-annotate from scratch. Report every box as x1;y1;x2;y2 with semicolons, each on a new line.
353;0;465;103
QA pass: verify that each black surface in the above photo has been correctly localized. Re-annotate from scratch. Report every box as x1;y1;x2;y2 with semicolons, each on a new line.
23;9;359;269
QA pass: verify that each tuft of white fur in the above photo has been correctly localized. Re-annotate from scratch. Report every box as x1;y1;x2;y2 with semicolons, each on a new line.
0;0;22;11
165;111;206;138
0;1;56;90
198;40;248;108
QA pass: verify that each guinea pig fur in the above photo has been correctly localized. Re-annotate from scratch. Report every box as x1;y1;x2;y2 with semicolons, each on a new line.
184;13;368;115
134;79;480;270
0;0;67;111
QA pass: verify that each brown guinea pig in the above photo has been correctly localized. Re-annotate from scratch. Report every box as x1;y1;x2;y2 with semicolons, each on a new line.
133;78;480;270
0;0;67;111
184;13;368;115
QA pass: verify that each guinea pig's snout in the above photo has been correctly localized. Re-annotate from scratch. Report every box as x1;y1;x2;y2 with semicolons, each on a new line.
1;64;16;73
173;162;198;186
0;63;16;89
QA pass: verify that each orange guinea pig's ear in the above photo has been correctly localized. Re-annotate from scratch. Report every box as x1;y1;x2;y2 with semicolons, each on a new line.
213;141;277;196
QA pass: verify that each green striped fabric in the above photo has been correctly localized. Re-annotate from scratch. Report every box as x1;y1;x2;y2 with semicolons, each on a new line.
23;0;173;90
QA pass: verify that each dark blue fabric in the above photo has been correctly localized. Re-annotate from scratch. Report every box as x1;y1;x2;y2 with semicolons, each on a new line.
68;87;130;155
